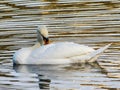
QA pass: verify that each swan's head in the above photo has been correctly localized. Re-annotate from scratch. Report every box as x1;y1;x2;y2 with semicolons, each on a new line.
37;25;49;45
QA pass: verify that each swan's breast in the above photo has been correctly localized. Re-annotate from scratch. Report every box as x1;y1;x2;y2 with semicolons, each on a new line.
13;48;32;64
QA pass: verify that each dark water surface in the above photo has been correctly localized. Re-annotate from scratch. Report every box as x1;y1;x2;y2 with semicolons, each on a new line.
0;0;120;90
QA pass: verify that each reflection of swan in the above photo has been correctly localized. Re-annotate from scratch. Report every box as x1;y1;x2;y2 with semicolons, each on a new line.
13;63;98;76
13;63;101;89
13;26;111;64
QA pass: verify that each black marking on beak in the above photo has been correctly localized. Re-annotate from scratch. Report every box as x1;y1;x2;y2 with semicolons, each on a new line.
42;36;49;44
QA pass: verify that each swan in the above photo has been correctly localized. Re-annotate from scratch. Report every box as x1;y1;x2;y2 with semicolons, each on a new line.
13;26;111;64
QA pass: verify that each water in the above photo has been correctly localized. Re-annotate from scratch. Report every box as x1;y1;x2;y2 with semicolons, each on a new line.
0;0;120;89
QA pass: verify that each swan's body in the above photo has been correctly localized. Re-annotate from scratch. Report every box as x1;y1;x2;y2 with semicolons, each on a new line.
13;26;111;64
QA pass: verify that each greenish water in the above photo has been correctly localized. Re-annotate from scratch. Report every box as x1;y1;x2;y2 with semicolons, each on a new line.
0;0;120;90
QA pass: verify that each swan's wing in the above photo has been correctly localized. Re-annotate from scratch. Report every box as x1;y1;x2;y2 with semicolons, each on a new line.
87;43;112;62
70;43;112;63
31;42;94;59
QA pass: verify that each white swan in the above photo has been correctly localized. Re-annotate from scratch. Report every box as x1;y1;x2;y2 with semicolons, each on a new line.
13;26;111;64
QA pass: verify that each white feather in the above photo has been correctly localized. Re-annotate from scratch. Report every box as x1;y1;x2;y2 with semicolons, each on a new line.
13;42;111;64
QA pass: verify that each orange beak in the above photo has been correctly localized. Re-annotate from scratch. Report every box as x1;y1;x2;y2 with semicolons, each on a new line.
43;37;49;45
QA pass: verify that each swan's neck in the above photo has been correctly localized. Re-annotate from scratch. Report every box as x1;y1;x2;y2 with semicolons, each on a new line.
30;42;41;50
37;30;44;46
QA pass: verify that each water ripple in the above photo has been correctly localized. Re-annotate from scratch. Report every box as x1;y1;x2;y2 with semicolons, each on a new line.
0;0;120;89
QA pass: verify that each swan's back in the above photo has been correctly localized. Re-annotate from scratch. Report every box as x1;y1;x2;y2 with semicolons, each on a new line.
30;42;95;59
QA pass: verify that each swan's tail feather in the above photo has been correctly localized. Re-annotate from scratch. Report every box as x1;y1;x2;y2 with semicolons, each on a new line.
87;43;112;62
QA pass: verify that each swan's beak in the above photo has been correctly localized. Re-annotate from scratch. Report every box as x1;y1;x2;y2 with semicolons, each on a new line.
43;36;49;45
